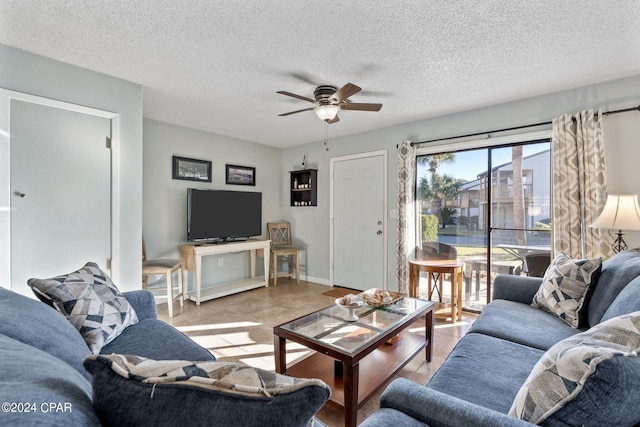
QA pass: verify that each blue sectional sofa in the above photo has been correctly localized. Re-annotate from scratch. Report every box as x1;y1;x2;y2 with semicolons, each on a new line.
361;249;640;427
0;287;329;426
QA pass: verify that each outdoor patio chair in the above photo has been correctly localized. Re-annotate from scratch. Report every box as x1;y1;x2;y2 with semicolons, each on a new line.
525;252;552;277
416;242;457;301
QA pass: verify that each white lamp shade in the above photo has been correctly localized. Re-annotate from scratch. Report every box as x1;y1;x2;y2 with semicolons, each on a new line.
590;194;640;231
314;105;340;122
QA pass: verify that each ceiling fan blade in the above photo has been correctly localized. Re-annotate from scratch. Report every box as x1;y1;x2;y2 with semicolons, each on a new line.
331;83;361;102
289;71;320;86
340;102;383;112
327;115;340;124
278;107;315;117
276;91;318;104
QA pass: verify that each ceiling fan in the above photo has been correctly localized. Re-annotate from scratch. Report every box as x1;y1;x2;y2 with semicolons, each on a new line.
277;83;382;124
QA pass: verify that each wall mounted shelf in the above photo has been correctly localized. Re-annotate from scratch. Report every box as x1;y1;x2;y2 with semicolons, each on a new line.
290;169;317;207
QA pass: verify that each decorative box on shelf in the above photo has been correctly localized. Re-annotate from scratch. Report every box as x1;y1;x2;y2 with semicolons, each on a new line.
290;169;317;207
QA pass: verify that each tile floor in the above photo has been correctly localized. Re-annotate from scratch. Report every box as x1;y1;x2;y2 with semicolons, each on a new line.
157;278;476;427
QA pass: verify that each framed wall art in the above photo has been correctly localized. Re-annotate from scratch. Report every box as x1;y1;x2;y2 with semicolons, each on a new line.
225;164;256;186
172;156;212;182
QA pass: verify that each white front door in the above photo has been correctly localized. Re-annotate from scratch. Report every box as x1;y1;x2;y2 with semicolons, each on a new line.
8;99;112;295
331;152;386;291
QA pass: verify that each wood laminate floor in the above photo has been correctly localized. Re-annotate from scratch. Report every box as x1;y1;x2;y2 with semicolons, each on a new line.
156;278;476;427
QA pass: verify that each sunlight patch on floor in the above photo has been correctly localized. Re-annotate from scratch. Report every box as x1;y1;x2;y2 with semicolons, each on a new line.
205;344;252;358
176;321;262;332
434;320;471;329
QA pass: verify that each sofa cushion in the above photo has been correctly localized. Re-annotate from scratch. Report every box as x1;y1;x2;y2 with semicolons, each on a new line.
0;334;100;426
531;253;601;328
492;274;543;304
427;332;545;414
83;354;331;427
509;311;640;426
588;248;640;327
467;299;582;351
358;408;428;427
100;318;216;362
0;286;92;379
28;262;139;354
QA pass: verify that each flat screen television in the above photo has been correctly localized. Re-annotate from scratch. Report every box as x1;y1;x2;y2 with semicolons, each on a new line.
187;189;262;242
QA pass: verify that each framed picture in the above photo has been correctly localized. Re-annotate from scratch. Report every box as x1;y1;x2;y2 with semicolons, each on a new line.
226;164;256;186
172;156;212;182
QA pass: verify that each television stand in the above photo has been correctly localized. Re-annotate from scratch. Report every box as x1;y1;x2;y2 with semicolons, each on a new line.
179;239;271;304
215;237;248;244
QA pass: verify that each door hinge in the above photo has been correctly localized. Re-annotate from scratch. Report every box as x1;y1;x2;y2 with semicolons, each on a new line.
106;258;112;270
106;136;112;149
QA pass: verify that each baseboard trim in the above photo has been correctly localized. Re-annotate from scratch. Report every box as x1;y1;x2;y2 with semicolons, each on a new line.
304;276;331;286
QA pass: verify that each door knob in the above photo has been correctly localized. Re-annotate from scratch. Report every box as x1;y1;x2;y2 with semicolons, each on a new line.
377;230;383;235
14;191;26;198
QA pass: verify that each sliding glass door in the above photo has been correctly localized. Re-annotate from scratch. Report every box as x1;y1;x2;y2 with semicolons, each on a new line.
487;144;551;304
416;140;551;311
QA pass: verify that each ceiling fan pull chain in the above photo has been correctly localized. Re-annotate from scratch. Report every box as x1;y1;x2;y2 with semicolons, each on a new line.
324;122;329;151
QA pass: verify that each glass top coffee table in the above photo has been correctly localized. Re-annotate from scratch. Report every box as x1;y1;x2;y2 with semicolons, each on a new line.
274;296;435;427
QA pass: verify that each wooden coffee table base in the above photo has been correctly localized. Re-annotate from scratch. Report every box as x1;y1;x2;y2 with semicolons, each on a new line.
286;332;424;415
274;304;434;427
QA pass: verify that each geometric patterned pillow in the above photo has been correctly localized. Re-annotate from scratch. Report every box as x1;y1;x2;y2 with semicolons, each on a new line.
508;311;640;424
531;253;602;328
84;354;330;397
28;262;138;354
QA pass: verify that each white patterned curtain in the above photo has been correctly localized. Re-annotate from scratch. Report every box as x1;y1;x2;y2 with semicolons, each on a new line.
396;140;416;294
552;110;612;259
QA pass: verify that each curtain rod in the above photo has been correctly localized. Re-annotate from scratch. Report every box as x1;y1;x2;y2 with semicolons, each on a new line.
410;104;640;147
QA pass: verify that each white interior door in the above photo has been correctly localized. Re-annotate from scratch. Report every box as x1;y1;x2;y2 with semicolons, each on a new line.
332;152;386;291
9;99;112;295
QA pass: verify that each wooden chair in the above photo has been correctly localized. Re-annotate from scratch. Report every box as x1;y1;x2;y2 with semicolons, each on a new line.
418;241;458;261
267;222;301;286
142;238;184;317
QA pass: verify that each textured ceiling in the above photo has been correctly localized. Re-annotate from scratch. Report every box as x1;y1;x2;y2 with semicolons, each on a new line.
2;1;640;148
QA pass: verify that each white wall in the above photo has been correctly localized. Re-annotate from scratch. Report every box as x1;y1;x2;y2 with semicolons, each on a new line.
143;119;282;292
602;110;640;247
0;43;143;291
282;75;640;290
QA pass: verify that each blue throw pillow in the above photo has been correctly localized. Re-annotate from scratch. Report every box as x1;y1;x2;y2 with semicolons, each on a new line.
0;287;92;379
83;354;331;427
601;275;640;322
0;334;100;426
588;248;640;326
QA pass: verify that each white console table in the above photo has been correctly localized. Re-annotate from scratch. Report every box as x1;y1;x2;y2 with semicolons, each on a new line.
179;239;271;305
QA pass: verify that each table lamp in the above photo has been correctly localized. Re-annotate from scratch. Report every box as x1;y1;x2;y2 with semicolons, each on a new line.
590;194;640;253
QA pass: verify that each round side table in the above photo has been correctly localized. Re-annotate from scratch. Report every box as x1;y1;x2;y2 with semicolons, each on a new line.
409;259;463;323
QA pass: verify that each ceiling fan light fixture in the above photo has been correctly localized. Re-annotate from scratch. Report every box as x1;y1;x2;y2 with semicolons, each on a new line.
314;105;340;122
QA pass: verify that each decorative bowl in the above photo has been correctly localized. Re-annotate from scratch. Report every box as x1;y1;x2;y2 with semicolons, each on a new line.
335;296;364;321
357;288;404;307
